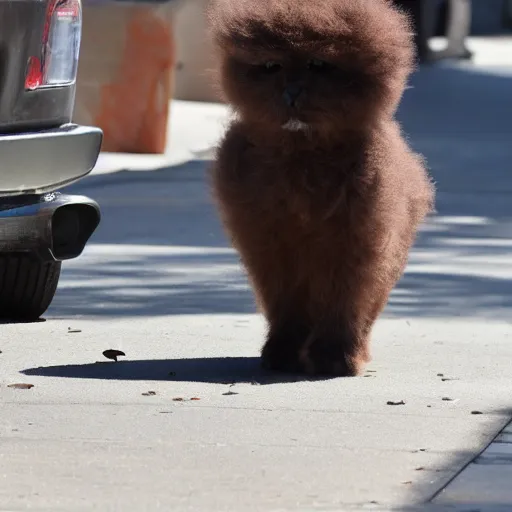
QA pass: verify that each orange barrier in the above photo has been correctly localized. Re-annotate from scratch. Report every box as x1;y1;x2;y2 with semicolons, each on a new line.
74;3;176;153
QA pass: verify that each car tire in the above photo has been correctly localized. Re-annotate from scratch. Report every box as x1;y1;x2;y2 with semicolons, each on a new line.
0;253;61;321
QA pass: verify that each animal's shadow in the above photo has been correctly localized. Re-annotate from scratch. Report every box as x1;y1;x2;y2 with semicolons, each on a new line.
21;356;336;385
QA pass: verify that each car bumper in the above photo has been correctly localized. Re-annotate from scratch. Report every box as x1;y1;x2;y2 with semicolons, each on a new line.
0;124;102;196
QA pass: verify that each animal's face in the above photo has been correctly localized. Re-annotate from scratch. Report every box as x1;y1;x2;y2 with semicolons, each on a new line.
221;46;389;132
209;0;415;134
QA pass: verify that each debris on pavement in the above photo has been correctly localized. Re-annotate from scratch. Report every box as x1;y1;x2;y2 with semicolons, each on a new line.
172;397;184;401
142;391;157;396
67;327;82;333
471;410;484;415
7;383;34;390
222;391;239;396
387;400;405;406
190;397;201;401
102;349;126;362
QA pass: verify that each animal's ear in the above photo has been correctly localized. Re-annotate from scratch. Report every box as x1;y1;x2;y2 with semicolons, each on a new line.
206;0;232;33
206;0;236;46
205;0;220;30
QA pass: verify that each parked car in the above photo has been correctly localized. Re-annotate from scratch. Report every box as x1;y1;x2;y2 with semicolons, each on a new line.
0;0;101;321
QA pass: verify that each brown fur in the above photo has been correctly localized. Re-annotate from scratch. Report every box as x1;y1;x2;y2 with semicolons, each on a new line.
208;0;435;376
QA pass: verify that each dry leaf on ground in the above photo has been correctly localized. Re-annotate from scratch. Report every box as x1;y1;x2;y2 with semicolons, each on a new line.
8;383;34;390
102;349;126;362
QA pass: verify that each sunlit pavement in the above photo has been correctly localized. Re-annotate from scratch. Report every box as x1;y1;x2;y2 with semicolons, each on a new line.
1;37;512;511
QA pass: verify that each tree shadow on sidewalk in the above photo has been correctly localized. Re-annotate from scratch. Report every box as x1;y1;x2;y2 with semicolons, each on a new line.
396;407;512;512
49;62;512;321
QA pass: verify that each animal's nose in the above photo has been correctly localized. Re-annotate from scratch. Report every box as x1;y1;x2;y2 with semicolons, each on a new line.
283;84;303;107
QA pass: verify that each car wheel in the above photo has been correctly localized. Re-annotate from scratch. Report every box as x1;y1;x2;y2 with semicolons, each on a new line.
0;253;61;321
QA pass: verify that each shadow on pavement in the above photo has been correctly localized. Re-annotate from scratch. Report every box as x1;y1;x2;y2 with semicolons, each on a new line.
48;62;512;320
398;405;512;512
50;249;255;317
22;356;333;385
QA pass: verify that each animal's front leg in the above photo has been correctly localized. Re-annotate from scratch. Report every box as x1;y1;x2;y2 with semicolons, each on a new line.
261;312;311;373
297;317;368;377
260;287;312;373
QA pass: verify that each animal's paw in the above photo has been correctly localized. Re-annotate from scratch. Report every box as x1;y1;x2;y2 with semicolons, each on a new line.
261;329;304;373
300;335;366;376
262;330;368;377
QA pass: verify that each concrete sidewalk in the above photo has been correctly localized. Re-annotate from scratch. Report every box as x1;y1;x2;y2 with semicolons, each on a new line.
1;40;512;511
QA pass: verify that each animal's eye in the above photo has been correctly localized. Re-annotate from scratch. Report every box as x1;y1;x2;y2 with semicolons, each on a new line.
308;59;330;71
263;61;282;73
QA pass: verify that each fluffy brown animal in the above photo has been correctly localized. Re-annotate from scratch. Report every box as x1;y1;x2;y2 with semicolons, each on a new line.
208;0;435;376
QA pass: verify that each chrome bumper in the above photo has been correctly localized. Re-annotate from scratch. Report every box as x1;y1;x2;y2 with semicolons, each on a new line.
0;124;102;196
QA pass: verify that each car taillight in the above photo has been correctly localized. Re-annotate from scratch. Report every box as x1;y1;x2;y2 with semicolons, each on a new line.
25;0;82;90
